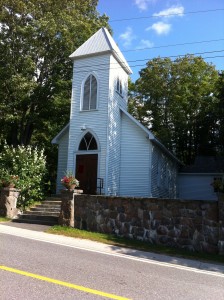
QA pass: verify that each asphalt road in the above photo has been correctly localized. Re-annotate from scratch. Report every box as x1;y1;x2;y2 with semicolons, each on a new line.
0;224;224;300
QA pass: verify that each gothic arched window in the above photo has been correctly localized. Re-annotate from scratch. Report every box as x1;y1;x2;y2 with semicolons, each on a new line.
82;74;97;110
78;132;97;150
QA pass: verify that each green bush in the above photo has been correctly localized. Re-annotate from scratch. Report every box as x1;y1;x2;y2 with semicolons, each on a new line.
0;143;47;208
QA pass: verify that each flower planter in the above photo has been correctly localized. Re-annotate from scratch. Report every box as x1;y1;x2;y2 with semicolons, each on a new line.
63;184;76;191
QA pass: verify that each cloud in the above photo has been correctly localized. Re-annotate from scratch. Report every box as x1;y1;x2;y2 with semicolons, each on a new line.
146;21;171;35
134;0;157;11
119;27;136;47
136;39;154;49
153;5;184;18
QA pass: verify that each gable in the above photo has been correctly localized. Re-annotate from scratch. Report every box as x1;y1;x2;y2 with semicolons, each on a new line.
69;28;132;75
52;123;69;144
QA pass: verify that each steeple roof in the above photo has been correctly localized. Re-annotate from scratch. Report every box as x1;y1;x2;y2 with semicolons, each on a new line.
69;27;132;75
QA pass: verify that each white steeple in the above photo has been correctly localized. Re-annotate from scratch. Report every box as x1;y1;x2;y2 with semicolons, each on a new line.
69;27;132;75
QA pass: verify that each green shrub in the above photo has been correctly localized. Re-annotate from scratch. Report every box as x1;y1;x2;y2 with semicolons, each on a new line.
0;143;47;208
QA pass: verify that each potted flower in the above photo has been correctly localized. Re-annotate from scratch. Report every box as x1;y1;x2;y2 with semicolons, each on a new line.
0;169;19;188
61;171;79;191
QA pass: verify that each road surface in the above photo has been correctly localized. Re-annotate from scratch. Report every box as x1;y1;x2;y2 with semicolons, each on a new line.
0;224;224;299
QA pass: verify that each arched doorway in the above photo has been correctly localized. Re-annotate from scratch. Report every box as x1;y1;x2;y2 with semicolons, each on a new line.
75;132;98;194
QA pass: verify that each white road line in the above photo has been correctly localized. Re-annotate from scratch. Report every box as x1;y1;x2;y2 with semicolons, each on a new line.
1;227;224;278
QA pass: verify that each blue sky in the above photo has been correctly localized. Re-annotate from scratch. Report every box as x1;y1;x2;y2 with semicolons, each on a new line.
98;0;224;81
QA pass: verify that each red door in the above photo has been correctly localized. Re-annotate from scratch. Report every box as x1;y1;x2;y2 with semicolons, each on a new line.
75;154;98;194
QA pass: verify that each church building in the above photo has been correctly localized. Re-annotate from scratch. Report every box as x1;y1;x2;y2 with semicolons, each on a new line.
52;28;180;198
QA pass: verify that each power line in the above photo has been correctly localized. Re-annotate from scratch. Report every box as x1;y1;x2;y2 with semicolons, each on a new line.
127;49;224;63
129;55;224;69
122;38;224;53
110;8;224;22
73;49;224;71
73;55;224;75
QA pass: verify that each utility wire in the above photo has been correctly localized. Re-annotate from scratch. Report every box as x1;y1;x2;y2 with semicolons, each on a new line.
73;55;224;74
73;49;224;71
127;49;224;63
122;38;224;53
110;8;224;22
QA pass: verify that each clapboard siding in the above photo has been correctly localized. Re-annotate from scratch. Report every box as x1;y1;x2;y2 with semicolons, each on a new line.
119;112;151;196
106;56;129;195
56;130;69;193
67;54;110;189
151;144;178;198
178;174;218;200
54;29;180;197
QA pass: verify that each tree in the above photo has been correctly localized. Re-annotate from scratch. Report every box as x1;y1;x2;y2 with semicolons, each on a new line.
132;55;219;164
0;0;109;146
0;143;47;208
215;71;224;154
0;0;110;192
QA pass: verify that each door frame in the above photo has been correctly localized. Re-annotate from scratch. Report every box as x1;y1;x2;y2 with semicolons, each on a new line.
75;153;98;194
73;130;101;193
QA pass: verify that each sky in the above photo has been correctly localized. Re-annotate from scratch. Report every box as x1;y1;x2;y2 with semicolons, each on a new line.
97;0;224;81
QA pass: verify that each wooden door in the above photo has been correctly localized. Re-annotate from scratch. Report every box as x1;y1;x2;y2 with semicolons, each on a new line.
75;154;98;194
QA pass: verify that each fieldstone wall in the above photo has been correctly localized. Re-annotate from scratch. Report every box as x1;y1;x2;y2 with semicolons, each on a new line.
59;189;83;227
0;187;20;218
73;195;224;255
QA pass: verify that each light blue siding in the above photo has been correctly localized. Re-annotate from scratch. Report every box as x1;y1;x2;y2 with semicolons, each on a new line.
151;144;178;198
106;56;129;195
119;112;151;197
178;174;218;200
67;54;110;193
54;28;180;197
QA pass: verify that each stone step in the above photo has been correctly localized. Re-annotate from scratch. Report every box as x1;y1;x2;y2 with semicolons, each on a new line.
33;202;61;208
13;216;58;226
12;197;62;225
40;200;62;205
25;211;60;216
44;197;61;202
16;214;59;220
29;207;61;212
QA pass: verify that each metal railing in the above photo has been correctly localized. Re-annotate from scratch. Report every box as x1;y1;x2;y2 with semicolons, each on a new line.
97;178;104;195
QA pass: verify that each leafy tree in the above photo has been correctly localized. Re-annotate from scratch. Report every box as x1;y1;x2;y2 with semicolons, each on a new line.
0;0;109;191
132;55;219;164
215;71;224;154
0;0;109;146
0;143;47;208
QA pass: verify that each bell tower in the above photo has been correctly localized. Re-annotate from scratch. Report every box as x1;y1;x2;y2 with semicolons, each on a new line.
66;28;132;194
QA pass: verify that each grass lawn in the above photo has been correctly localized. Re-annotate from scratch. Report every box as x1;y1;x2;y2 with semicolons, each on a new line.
47;225;224;265
0;217;11;222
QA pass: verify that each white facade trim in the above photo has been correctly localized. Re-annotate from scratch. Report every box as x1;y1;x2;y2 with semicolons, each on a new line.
80;71;99;111
51;123;69;144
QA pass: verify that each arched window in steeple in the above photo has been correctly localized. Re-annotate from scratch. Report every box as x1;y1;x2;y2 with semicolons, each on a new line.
82;74;97;110
78;132;97;151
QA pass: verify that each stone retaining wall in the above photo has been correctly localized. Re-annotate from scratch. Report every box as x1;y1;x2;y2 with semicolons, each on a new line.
72;194;224;255
0;187;20;218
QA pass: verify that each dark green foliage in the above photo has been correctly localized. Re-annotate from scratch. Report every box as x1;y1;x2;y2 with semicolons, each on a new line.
130;56;221;164
0;0;110;192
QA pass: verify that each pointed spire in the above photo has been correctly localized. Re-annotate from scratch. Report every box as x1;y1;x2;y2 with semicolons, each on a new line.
69;28;132;75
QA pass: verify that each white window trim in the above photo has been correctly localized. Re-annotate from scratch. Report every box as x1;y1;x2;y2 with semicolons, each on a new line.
116;77;123;97
80;72;99;111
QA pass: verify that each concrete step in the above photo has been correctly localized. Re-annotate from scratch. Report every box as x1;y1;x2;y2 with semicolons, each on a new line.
36;201;61;206
15;214;58;221
13;216;58;226
25;211;60;216
12;197;62;225
44;197;61;202
29;207;61;212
